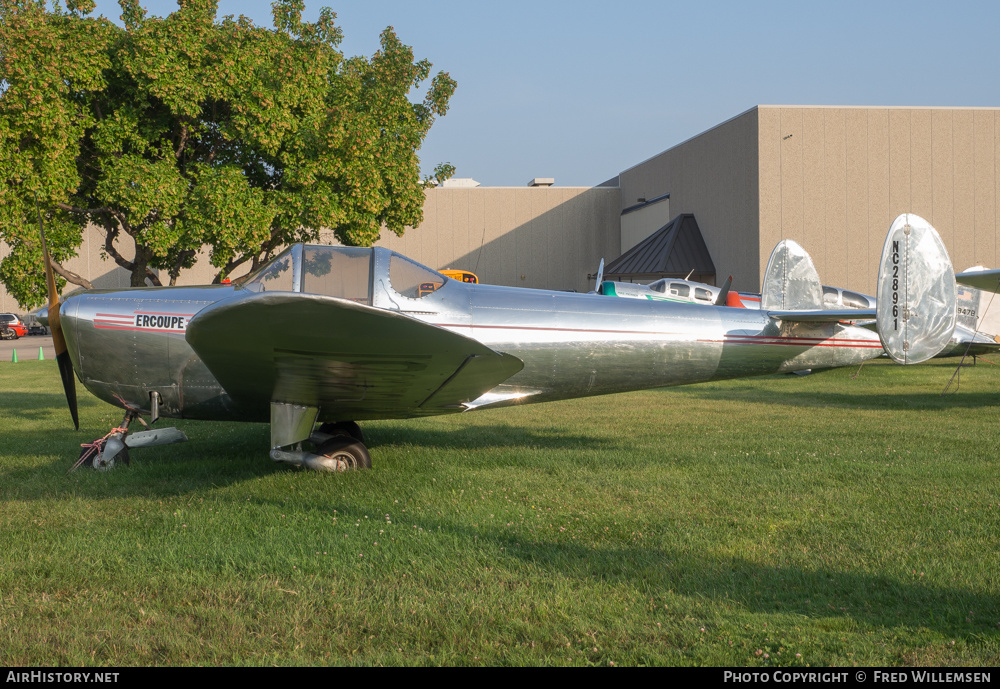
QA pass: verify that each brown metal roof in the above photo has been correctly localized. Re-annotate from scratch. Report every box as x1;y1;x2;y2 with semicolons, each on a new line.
604;213;716;282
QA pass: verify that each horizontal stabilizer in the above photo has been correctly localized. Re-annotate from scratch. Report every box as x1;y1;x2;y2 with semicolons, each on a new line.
956;268;1000;294
767;308;875;323
876;214;956;364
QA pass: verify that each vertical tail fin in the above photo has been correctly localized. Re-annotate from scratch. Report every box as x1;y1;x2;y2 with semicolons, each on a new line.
760;239;823;311
956;267;988;331
876;213;956;364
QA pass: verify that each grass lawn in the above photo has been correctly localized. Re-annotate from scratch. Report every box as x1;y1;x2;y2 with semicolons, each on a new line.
0;357;998;666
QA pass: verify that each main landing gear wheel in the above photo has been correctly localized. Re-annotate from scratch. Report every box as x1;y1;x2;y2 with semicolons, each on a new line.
318;421;364;444
315;436;372;471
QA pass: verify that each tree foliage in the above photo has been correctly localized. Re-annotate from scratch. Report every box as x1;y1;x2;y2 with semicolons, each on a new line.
0;0;456;306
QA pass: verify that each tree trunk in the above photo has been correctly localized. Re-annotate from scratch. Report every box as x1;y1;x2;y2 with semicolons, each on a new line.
130;245;157;287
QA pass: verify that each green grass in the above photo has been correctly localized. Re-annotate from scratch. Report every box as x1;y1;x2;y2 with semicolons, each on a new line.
1;357;999;666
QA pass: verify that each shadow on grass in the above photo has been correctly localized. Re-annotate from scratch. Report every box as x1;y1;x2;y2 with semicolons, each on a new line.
0;417;620;501
0;391;107;421
673;387;1000;411
380;509;1000;641
366;423;617;452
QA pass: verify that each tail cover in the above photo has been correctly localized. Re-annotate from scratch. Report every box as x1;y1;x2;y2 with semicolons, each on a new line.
760;240;824;311
876;214;956;364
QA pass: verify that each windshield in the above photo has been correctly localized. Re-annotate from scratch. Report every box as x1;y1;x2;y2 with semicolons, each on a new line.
242;245;374;305
302;246;372;304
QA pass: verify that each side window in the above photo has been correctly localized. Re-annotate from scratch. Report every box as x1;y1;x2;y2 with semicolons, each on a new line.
302;247;372;305
389;253;446;299
695;288;712;301
822;286;839;305
670;283;690;298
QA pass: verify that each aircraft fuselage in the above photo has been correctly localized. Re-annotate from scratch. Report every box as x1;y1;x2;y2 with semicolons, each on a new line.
58;247;884;424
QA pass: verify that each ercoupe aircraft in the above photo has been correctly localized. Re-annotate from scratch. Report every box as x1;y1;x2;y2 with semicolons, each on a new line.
39;213;957;472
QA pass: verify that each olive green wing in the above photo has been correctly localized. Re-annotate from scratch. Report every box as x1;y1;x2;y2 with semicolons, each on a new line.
185;291;522;420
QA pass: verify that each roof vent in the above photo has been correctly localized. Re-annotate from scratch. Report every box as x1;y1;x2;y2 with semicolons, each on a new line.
527;178;554;187
440;178;481;188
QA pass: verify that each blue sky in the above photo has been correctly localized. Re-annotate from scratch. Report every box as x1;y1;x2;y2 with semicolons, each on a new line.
89;0;999;187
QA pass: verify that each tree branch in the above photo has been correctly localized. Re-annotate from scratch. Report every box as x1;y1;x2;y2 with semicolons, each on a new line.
56;202;132;236
100;217;135;273
50;259;94;290
175;122;189;160
168;249;195;285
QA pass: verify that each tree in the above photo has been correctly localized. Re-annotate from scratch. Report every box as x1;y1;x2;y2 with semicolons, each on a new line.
0;0;456;307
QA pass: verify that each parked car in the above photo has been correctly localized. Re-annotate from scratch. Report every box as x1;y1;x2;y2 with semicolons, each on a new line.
0;313;28;339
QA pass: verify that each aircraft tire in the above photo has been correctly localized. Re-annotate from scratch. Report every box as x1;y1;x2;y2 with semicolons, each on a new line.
318;421;364;444
316;437;372;471
79;444;130;470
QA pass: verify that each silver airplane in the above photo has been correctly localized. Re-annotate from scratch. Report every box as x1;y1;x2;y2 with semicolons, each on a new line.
39;213;957;472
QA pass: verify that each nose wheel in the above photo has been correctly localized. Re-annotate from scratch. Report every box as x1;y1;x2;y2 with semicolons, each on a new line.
71;409;137;472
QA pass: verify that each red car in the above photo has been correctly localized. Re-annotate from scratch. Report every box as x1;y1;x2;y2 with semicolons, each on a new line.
0;313;28;339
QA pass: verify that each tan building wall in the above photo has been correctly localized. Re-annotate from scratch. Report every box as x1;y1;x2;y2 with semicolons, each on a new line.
373;185;621;293
620;195;670;253
758;105;1000;295
0;184;620;312
618;105;1000;295
0;224;146;313
617;108;761;290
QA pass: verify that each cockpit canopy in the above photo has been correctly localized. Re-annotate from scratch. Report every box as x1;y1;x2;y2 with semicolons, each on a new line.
243;245;447;304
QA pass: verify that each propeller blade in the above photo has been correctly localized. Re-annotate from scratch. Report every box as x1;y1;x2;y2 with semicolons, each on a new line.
37;198;79;430
714;275;734;306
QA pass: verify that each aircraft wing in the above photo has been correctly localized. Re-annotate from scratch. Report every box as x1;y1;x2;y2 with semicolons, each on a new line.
956;269;1000;293
186;291;523;419
767;308;876;323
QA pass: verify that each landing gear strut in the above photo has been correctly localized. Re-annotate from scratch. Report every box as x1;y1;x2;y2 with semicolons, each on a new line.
68;400;188;472
71;409;136;472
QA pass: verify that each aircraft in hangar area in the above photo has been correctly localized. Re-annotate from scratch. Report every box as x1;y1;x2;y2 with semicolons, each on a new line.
39;214;956;472
596;245;1000;360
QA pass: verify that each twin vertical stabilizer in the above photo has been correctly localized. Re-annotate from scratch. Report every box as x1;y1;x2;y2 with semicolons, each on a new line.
876;214;957;364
